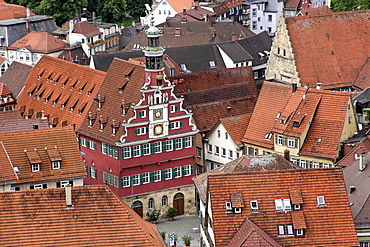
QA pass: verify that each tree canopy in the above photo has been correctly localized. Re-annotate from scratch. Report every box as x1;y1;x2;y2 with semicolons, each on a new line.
331;0;370;12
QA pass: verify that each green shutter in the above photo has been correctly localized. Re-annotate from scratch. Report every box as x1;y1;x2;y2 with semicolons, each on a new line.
175;105;179;112
140;145;144;156
190;165;194;175
146;127;149;134
130;176;134;186
108;174;113;185
182;138;186;148
120;177;123;188
161;170;166;180
140;174;144;184
92;142;97;150
162;141;167;152
169;122;173;130
150;172;155;182
191;136;194;146
134;128;138;136
172;168;176;178
180;121;183;128
103;172;107;183
131;146;134;157
138;111;142;118
86;140;90;149
150;143;155;154
94;168;98;179
121;148;124;159
84;165;89;175
181;166;185;177
173;139;177;150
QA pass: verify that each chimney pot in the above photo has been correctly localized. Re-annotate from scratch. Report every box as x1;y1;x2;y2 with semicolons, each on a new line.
359;153;366;171
65;185;73;209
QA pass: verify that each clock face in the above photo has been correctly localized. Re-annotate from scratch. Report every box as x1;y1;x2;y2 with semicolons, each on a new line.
154;124;163;136
153;108;163;120
155;110;161;118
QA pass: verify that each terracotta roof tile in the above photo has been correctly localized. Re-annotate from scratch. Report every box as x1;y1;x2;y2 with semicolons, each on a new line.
16;56;106;129
208;169;359;246
0;1;36;20
337;137;370;167
286;10;370;88
72;21;101;37
0;126;86;184
220;114;252;146
298;6;333;16
8;31;67;53
0;185;166;246
0;141;17;183
166;0;195;13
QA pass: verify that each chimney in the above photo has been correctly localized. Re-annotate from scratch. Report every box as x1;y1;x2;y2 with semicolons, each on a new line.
292;82;297;93
208;15;213;26
183;8;186;14
65;185;73;209
93;12;96;26
232;33;237;41
316;83;322;90
26;8;30;34
359;152;366;171
284;149;290;162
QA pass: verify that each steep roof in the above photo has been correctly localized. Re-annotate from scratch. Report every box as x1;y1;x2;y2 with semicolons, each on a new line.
16;56;106;129
243;81;353;160
337;137;370;167
0;61;32;98
8;31;67;53
0;83;12;96
208;169;359;246
0;140;17;183
0;0;36;20
72;21;101;37
193;154;298;203
286;9;370;88
217;41;253;63
0;185;166;246
0;110;49;133
58;46;90;66
78;58;145;144
298;6;333;16
166;0;195;13
220;113;252;146
0;126;86;184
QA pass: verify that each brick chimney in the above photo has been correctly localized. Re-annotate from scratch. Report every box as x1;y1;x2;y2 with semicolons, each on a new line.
284;149;290;162
232;33;237;41
26;8;30;34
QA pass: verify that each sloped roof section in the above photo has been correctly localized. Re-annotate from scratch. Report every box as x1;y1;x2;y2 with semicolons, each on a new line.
0;185;166;246
221;113;252;146
16;56;106;129
8;31;67;53
0;141;17;183
0;61;32;99
208;169;359;246
286;9;370;88
0;1;36;20
72;21;101;37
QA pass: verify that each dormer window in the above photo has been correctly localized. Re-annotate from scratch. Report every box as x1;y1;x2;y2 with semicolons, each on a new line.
317;196;326;207
32;163;40;172
296;229;304;236
234;207;242;214
225;202;232;212
250;200;258;212
294;204;301;210
287;137;296;148
264;132;272;140
52;161;61;170
13;166;20;174
275;199;291;211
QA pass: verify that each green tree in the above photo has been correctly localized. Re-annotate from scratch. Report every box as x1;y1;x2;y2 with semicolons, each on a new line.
99;0;127;24
126;0;151;19
331;0;357;11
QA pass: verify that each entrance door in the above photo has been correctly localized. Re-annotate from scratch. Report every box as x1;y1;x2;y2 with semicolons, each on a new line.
132;201;143;217
173;193;184;215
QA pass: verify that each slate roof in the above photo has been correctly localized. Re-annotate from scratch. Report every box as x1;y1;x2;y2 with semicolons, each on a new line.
220;113;252;146
78;58;145;144
0;126;86;185
0;61;32;98
72;21;101;37
217;41;253;63
208;169;359;246
193;154;298;203
243;81;353;160
285;9;370;88
16;55;106;128
0;185;166;246
91;50;144;72
0;0;36;20
343;151;370;227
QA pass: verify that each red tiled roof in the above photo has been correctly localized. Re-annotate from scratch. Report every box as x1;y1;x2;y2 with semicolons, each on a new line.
208;169;359;246
167;0;195;13
0;1;36;20
78;58;145;144
73;21;101;37
0;83;12;96
0;141;17;183
8;31;67;53
337;137;370;167
220;114;252;146
0;126;86;184
0;185;166;246
286;9;370;88
16;56;106;129
0;56;5;64
298;6;333;16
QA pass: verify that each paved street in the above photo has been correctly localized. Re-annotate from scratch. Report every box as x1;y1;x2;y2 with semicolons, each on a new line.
156;215;201;247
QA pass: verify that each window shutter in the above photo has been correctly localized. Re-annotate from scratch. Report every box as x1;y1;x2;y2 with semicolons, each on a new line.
162;141;167;152
182;138;186;148
84;165;89;176
131;146;134;157
103;172;107;183
134;128;138;136
79;138;83;145
146;127;149;134
181;166;185;177
172;168;176;178
150;143;155;154
190;165;194;175
95;168;98;179
70;180;74;186
191;136;194;146
169;122;173;130
56;182;61;188
43;184;47;189
140;145;144;156
173;139;177;150
130;176;134;186
180;121;183;128
175;105;179;112
93;142;97;150
161;170;166;180
30;185;34;189
140;174;144;184
120;177;124;188
150;172;155;182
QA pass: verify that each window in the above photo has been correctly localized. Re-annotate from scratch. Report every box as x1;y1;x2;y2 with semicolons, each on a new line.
162;195;168;206
33;184;44;189
276;135;283;146
90;167;97;179
143;172;150;184
286;225;294;235
225;132;228;139
155;142;161;153
165;168;172;179
133;174;140;186
122;176;130;187
183;165;192;176
138;110;146;118
296;229;303;236
154;170;161;181
322;162;329;168
275;199;291;211
299;159;307;168
250;200;258;212
222;148;226;157
134;127;147;135
208;144;213;153
148;198;154;209
217;130;221;138
166;140;172;151
133;145;140;157
123;147;131;159
252;8;257;16
175;139;182;149
184;136;192;148
52;161;60;170
312;161;319;168
103;172;108;183
158;10;161;14
290;157;297;164
60;180;70;187
171;105;179;112
143;144;150;155
197;147;202;158
32;164;40;172
287;137;295;148
229;150;233;159
174;167;181;178
294;204;301;210
252;21;257;30
170;121;183;129
215;146;220;155
268;14;272;22
317;196;326;206
114;176;118;187
278;225;285;235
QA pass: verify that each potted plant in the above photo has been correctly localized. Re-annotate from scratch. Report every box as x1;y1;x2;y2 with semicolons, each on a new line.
168;232;178;247
146;209;161;224
160;231;166;241
166;207;177;221
182;234;194;247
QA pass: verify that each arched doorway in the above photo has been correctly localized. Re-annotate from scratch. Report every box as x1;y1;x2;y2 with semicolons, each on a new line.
173;192;184;215
132;200;143;217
